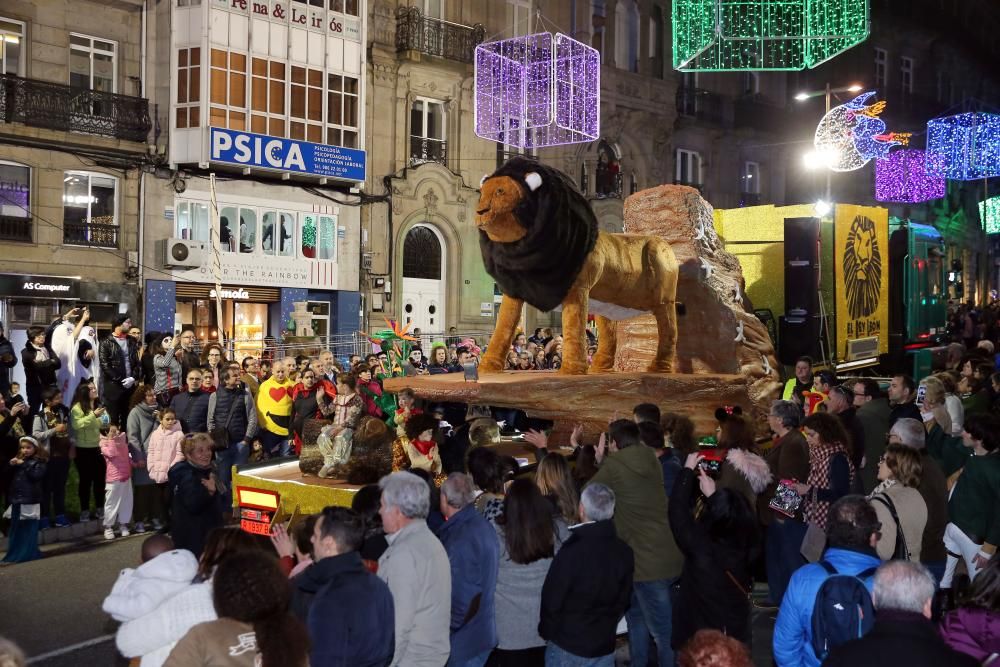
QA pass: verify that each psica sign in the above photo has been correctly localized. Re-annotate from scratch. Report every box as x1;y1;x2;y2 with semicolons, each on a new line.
210;128;366;182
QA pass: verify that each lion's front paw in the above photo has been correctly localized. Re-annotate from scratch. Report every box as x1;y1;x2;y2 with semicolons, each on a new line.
645;360;674;374
479;357;503;373
558;361;589;376
590;353;615;373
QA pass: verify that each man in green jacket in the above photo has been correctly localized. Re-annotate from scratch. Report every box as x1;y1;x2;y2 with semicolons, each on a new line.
926;414;1000;590
852;378;892;493
589;419;683;667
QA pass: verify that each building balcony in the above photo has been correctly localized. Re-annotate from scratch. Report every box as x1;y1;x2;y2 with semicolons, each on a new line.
396;7;485;64
0;74;151;143
675;87;726;125
63;221;119;249
734;95;789;134
0;215;33;243
409;136;447;166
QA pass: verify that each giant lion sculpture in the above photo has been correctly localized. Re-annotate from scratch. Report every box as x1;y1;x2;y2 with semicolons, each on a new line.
476;157;679;375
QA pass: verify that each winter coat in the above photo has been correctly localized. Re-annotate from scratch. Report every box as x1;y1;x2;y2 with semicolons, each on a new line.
837;406;867;472
153;353;183;396
20;340;60;392
870;482;927;561
539;519;634;658
823;610;978;667
435;504;500;663
291;551;395;667
32;406;73;458
717;448;773;510
916;451;949;564
101;432;133;483
170;390;210;435
856;397;892;493
669;468;757;648
114;580;216;667
128;403;159;486
658;448;683;498
207;387;258;444
7;457;46;505
99;335;140;385
146;423;186;484
163;618;258;667
772;546;881;667
493;520;570;650
589;443;682;581
168;460;222;559
102;549;200;622
760;429;810;525
939;606;1000;663
70;403;102;448
377;519;452;667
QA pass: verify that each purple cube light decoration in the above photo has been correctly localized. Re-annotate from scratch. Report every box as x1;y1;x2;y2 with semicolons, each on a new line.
925;112;1000;180
474;32;600;148
874;149;945;203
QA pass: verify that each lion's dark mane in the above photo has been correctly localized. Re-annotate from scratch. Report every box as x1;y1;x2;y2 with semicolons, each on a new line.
479;157;599;312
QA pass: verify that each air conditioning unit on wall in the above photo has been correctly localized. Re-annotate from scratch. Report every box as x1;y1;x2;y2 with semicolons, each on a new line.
158;238;206;268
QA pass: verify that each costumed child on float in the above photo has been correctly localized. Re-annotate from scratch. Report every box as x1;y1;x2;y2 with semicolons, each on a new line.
392;413;444;484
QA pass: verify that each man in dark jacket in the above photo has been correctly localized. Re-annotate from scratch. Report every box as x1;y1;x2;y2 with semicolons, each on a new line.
99;313;140;428
170;368;211;434
0;322;17;398
293;506;395;667
435;472;499;666
21;318;63;416
891;418;948;583
822;560;977;667
888;374;921;427
540;483;633;664
207;367;258;513
853;378;892;493
176;328;201;386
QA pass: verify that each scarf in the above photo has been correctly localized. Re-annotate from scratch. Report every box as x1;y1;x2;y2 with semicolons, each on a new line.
867;477;896;500
803;441;853;529
410;437;436;458
32;342;50;364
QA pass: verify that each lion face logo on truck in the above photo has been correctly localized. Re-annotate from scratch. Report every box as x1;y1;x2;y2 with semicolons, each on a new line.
843;214;882;320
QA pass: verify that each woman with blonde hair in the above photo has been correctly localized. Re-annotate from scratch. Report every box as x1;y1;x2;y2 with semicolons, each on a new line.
921;376;952;435
868;442;928;561
534;453;579;525
934;372;964;436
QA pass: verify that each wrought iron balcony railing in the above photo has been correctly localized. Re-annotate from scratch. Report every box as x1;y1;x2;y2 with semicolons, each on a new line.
409;136;447;166
0;215;32;243
675;87;725;125
63;221;119;249
396;7;485;63
0;74;151;143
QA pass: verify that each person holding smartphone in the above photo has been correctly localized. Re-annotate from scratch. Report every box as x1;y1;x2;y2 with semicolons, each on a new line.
70;379;108;522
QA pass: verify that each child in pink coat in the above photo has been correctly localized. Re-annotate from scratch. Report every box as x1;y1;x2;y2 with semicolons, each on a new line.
146;408;185;531
101;424;139;540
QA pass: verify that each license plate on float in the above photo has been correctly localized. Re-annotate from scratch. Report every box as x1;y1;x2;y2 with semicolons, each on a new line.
240;518;272;535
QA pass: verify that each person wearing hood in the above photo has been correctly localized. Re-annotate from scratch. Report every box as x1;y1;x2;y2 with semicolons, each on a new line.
939;552;1000;662
715;413;774;509
168;433;223;558
290;506;395;666
588;418;682;667
670;452;760;648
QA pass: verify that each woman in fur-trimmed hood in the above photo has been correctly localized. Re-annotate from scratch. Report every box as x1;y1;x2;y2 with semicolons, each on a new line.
715;413;773;510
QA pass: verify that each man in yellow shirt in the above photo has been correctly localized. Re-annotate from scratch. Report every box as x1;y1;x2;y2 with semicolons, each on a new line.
256;360;294;456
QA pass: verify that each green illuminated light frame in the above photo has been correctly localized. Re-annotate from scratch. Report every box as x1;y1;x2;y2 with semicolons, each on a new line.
673;0;870;71
981;196;1000;235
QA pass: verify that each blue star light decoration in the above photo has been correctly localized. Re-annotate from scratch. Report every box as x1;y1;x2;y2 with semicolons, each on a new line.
925;113;1000;181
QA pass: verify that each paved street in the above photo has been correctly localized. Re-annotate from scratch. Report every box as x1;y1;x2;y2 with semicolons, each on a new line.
0;537;142;666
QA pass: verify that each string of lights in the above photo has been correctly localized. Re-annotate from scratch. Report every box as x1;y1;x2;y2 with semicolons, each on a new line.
875;149;945;203
925;112;1000;181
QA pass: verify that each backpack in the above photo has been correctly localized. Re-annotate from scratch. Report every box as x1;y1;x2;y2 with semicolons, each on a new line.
810;560;877;661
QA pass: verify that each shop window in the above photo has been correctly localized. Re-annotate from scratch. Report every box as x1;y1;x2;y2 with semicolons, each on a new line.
176;47;202;129
263;211;296;256
210;48;247;131
239;207;257;253
302;213;337;259
219;206;238;252
410;98;446;165
70;33;116;93
251;58;286;137
402;226;442;280
326;74;360;149
290;65;324;143
63;171;118;248
175;201;210;242
329;0;359;15
0;17;25;76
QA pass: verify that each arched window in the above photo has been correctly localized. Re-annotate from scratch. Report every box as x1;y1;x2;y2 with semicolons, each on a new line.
402;225;442;280
596;140;622;197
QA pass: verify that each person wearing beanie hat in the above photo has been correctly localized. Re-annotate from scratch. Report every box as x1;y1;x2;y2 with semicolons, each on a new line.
99;314;141;428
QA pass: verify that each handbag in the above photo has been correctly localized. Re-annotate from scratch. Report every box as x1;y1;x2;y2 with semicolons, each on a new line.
871;493;910;560
21;503;41;520
800;521;827;563
210;398;239;452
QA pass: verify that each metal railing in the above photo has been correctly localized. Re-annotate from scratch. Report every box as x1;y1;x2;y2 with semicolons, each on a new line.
675;87;725;124
0;215;32;243
0;74;151;142
63;221;119;248
409;136;447;165
395;7;486;63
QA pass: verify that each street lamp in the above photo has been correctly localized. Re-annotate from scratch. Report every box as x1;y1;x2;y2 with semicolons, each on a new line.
795;83;863;200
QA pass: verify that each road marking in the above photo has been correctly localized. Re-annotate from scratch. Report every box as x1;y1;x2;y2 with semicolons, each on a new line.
27;634;115;664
